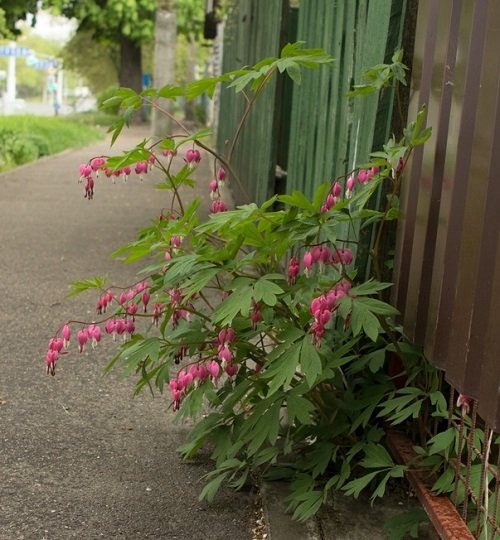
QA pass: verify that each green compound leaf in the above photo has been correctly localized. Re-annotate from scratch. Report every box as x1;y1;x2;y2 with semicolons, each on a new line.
300;337;322;388
66;275;107;298
253;276;284;306
383;509;429;540
342;471;380;498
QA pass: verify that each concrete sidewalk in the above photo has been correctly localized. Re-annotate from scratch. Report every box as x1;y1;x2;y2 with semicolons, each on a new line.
0;126;253;539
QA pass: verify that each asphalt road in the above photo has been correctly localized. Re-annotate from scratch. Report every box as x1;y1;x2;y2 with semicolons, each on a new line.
0;127;253;540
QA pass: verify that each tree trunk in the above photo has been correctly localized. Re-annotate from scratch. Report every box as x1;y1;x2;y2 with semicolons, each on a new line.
119;35;143;91
152;0;176;138
119;35;144;123
184;36;197;122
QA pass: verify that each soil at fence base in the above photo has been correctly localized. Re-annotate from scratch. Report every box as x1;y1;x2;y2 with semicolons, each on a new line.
317;489;439;540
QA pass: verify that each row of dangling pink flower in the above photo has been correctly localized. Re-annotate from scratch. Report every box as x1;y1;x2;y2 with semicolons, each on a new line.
45;280;243;412
300;167;381;346
78;146;229;214
45;241;354;409
320;166;380;213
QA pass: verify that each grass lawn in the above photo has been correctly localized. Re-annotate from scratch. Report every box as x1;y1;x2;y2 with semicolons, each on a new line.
0;115;106;172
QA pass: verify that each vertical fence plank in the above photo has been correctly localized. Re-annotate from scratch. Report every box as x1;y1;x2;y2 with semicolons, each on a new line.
476;68;500;434
432;0;489;386
216;0;284;205
391;0;439;334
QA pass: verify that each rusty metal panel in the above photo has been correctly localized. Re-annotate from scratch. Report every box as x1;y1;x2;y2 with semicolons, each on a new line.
392;0;500;429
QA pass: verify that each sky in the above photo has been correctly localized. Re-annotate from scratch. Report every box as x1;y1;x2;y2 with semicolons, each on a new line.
27;10;76;44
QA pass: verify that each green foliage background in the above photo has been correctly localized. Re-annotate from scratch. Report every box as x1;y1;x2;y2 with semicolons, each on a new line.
0;116;103;171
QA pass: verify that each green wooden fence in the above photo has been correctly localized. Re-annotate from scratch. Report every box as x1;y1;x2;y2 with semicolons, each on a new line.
216;0;408;208
215;0;286;204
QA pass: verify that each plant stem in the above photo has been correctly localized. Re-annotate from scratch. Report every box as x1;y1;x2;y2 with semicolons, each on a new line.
195;139;249;202
153;156;185;213
143;98;191;135
228;68;277;163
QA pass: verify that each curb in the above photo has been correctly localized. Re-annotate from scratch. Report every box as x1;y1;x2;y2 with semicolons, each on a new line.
261;482;322;540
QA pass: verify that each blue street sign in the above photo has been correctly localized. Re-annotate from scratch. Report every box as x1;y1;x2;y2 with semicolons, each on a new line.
0;46;31;57
34;59;59;70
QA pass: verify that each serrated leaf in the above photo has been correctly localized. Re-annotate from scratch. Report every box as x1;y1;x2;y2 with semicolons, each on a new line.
412;126;432;146
350;301;381;342
277;190;315;211
66;275;107;297
308;443;335;478
253;277;284;306
378;395;416;417
366;349;386;373
181;266;219;298
371;466;405;502
263;342;302;396
431;466;455;494
156;84;185;99
361;444;394;468
159;138;176;151
428;428;456;456
120;337;162;377
108;117;125;146
176;128;213;147
279;42;334;67
163;255;213;288
353;297;399;316
383;509;429;540
342;471;380;498
286;62;302;84
429;391;448;414
211;285;253;326
199;471;228;502
105;147;151;172
227;70;261;93
121;95;142;109
300;338;322;388
388;401;423;425
349;279;393;296
186;77;221;100
287;394;315;425
312;182;331;209
253;446;280;467
290;490;324;522
115;243;152;263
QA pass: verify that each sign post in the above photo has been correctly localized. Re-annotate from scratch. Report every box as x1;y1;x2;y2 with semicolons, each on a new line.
5;43;16;113
0;43;31;114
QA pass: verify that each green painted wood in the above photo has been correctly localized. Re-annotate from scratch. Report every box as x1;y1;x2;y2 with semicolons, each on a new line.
288;0;395;195
285;0;407;271
216;0;284;205
217;0;408;218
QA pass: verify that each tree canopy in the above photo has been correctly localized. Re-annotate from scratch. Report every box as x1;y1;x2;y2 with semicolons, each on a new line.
0;0;38;38
42;0;156;46
61;30;119;95
41;0;157;94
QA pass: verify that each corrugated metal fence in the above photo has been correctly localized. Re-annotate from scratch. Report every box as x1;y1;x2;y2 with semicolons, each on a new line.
392;0;500;535
392;0;500;433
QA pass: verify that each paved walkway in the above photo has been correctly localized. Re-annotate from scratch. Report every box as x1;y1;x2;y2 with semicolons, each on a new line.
0;127;253;539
